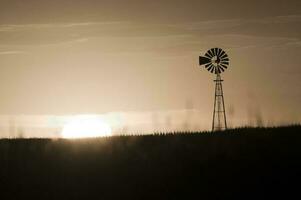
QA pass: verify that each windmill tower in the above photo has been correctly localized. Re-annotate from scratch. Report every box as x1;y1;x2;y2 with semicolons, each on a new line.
199;48;229;131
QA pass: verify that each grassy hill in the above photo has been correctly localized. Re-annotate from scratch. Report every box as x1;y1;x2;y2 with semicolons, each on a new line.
0;125;301;199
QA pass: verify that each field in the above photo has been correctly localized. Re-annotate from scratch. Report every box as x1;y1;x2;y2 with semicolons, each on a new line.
1;125;301;199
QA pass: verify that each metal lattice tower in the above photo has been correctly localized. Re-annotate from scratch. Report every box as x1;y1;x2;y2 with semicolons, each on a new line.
199;48;229;131
212;73;227;131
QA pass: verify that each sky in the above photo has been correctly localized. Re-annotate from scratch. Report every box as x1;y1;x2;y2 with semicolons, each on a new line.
0;0;300;134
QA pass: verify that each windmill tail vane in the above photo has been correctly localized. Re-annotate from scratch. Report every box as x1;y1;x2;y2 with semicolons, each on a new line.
199;48;229;131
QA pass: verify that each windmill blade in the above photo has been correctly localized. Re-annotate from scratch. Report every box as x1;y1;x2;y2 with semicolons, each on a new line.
209;48;216;57
212;48;216;56
214;67;218;74
220;63;228;67
214;48;219;56
207;64;213;71
207;49;214;58
205;52;212;58
217;48;223;57
205;63;211;68
217;67;222;74
219;66;225;72
210;66;215;73
220;64;228;69
219;50;226;58
221;53;228;59
221;57;229;62
221;61;229;66
199;56;211;65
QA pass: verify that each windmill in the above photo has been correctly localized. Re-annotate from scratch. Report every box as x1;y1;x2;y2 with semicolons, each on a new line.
199;48;229;131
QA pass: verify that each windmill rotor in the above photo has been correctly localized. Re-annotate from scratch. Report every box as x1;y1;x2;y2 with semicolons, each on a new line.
199;48;229;74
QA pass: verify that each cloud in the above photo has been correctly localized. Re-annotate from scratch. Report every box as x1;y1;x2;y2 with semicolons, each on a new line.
0;15;300;53
0;21;132;46
0;51;26;55
0;21;128;30
163;15;301;51
265;15;301;23
177;14;301;29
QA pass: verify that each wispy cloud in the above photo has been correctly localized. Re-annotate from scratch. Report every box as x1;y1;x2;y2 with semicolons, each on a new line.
0;51;26;55
0;15;300;53
0;21;129;30
175;15;301;30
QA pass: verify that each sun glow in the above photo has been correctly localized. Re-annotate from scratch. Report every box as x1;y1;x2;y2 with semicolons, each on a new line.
62;115;112;138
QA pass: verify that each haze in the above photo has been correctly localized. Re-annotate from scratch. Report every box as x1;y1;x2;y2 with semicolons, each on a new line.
0;0;300;136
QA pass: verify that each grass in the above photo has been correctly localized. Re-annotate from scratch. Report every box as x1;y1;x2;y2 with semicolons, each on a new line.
0;125;301;199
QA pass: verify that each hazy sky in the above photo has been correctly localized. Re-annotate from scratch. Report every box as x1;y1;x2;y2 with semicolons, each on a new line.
0;0;300;126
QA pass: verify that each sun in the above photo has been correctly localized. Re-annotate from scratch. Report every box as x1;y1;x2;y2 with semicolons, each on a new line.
62;115;112;139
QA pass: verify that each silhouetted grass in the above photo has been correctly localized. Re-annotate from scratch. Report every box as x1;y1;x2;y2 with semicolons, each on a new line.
0;125;301;199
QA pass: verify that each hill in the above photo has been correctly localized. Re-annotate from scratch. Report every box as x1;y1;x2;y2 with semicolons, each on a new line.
0;125;301;199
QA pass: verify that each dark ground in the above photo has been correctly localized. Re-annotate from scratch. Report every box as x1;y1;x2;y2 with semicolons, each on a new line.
0;125;301;199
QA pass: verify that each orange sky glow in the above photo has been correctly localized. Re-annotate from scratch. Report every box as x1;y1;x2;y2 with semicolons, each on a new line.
0;0;300;137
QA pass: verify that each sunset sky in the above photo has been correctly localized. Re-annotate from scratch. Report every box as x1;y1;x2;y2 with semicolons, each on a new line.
0;0;300;135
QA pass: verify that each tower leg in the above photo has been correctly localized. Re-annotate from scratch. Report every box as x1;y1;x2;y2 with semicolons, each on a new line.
212;73;227;131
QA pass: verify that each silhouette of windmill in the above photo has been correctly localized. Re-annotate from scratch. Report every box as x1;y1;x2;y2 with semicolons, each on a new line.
199;48;229;131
